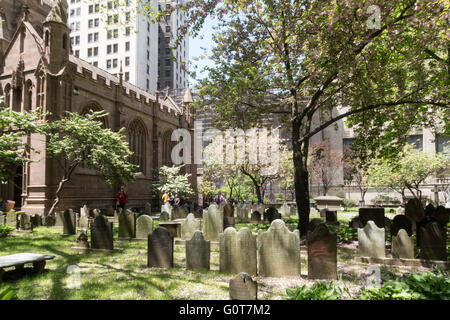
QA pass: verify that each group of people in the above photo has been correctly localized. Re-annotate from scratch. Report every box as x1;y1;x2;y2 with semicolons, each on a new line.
162;191;181;207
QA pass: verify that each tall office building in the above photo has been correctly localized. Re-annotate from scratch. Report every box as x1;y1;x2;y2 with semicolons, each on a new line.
68;0;159;93
157;0;189;91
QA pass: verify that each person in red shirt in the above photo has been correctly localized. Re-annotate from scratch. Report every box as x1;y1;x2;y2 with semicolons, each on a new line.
116;186;128;210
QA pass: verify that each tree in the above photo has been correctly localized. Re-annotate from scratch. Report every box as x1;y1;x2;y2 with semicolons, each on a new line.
121;0;449;236
152;165;194;197
0;98;45;183
278;147;295;200
45;111;137;215
309;141;342;196
366;144;448;202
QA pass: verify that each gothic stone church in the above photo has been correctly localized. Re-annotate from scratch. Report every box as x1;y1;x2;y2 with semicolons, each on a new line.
0;2;196;214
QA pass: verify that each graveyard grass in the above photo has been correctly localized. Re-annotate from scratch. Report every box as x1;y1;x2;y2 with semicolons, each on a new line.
0;210;445;300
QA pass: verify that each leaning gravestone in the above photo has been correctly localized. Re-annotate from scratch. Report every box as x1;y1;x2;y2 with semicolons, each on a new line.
181;214;201;240
307;223;337;280
160;211;170;222
172;205;188;220
118;209;136;238
405;198;425;230
148;227;174;268
90;215;114;250
358;220;385;258
202;204;223;241
257;219;301;277
223;203;235;229
264;207;280;223
59;209;77;236
229;272;257;300
220;227;257;275
186;231;210;271
18;213;32;231
250;211;262;223
416;217;447;261
136;215;154;239
359;207;385;228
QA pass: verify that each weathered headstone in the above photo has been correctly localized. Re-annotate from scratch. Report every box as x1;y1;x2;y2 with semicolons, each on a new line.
220;227;257;275
185;231;210;271
236;203;248;223
417;217;447;261
172;205;188;220
30;214;41;228
250;211;262;223
264;207;280;223
257;219;301;277
308;218;325;233
391;229;414;259
148;227;174;268
18;212;32;231
144;202;152;215
433;206;449;225
391;215;412;238
181;213;200;240
349;216;363;229
161;203;172;219
202;204;223;241
43;213;55;226
55;211;64;227
160;211;169;222
229;272;257;300
118;209;136;238
359;207;385;229
307;223;337;280
80;205;89;217
358;220;385;258
256;204;265;217
424;203;435;216
136;215;154;239
290;204;297;217
59;209;76;236
90;215;114;250
193;208;203;219
223;203;235;228
405;198;425;229
76;231;89;249
279;203;291;218
78;214;89;231
6;210;17;228
325;210;338;225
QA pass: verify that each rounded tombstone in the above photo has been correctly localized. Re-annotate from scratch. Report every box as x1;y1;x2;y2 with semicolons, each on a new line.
424;203;435;217
391;215;412;237
433;206;449;225
308;218;325;233
349;217;363;229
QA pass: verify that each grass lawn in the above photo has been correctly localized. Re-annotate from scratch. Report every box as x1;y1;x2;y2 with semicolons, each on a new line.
0;213;444;300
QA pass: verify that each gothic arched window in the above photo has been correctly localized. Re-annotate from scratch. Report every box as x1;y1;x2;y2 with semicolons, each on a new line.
80;102;108;128
162;130;174;166
25;80;33;111
128;120;147;174
4;84;11;109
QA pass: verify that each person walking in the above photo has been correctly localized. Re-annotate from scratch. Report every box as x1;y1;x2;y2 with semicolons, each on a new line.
116;186;128;210
162;191;169;204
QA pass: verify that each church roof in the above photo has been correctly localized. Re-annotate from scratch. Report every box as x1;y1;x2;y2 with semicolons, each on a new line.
44;0;67;25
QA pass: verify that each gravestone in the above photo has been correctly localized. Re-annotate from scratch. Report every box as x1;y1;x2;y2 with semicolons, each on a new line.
307;223;337;280
136;215;154;239
405;198;425;229
391;215;412;238
76;231;89;249
55;211;63;227
90;215;114;250
80;205;89;217
279;203;290;218
358;221;385;258
359;207;385;228
417;217;447;261
148;227;174;268
6;210;17;228
78;215;89;231
250;211;262;223
185;231;210;271
161;203;172;219
236;203;248;223
144;202;152;215
384;217;392;235
223;203;235;228
172;205;188;220
433;206;449;225
160;211;170;222
257;219;301;277
256;204;265;218
290;204;297;217
424;203;435;216
349;217;363;229
43;213;55;226
59;209;76;236
0;214;5;225
18;213;32;231
202;204;223;241
264;207;280;223
229;272;257;300
219;227;257;275
392;229;414;259
118;209;136;238
308;218;325;233
244;203;252;216
325;210;338;225
30;214;41;228
181;214;200;240
193;208;203;219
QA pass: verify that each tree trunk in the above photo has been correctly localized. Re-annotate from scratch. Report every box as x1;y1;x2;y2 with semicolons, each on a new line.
48;178;69;216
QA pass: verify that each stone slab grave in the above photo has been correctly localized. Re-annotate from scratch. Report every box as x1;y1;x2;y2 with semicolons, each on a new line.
90;215;114;251
220;227;257;276
257;219;301;277
185;231;210;271
359;207;385;229
417;216;447;261
158;220;182;238
223;203;235;229
314;196;343;211
0;253;55;281
148;227;174;268
358;220;385;258
391;215;414;259
59;209;77;236
307;223;337;280
118;209;136;239
229;272;257;300
264;207;280;223
202;204;223;241
136;215;154;240
181;213;200;240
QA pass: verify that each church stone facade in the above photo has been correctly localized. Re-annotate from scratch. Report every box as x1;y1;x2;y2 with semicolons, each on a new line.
0;1;196;214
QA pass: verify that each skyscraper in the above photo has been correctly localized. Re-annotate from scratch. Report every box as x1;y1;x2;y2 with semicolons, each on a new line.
68;0;159;93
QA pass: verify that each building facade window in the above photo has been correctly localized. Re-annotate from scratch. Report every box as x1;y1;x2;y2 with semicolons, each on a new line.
128;120;147;174
436;134;450;158
407;134;423;150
